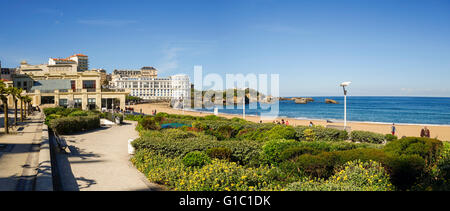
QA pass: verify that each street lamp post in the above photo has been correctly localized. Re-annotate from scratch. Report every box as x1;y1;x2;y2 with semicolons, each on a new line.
181;93;184;115
340;82;351;129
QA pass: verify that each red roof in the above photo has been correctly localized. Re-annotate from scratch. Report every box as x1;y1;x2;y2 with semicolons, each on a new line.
70;53;88;57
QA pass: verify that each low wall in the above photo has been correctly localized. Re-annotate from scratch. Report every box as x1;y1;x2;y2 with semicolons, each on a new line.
35;124;53;191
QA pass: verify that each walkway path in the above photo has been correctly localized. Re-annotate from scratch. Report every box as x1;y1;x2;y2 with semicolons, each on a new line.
56;121;160;191
0;111;44;191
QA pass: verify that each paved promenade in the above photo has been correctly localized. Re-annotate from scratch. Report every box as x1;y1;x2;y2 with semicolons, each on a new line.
0;111;44;191
56;121;160;191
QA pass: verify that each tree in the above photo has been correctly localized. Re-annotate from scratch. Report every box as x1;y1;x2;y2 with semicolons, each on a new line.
11;87;23;126
0;81;13;134
24;96;32;116
20;95;25;122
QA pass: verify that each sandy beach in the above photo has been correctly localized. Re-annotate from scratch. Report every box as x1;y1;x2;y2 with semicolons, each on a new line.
130;103;450;142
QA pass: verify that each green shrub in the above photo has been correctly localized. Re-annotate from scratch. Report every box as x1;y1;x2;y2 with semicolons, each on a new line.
350;130;386;144
278;148;388;180
182;151;212;167
295;126;348;142
385;154;426;190
289;152;337;178
211;125;235;140
280;146;322;161
139;116;160;130
67;110;89;117
206;147;232;161
286;160;393;191
45;114;61;125
131;130;262;165
50;115;100;134
261;139;298;165
263;125;297;141
125;114;145;121
385;134;398;142
384;137;443;165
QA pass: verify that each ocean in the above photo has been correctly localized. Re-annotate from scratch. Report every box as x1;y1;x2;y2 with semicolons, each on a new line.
194;96;450;125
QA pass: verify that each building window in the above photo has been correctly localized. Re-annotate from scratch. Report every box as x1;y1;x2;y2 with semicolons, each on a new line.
88;98;96;110
74;98;82;108
82;80;96;89
71;80;76;90
59;99;68;108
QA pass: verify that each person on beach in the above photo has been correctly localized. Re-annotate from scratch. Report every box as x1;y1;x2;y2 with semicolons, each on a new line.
391;123;396;135
286;120;290;126
281;119;285;125
421;126;431;138
309;121;314;127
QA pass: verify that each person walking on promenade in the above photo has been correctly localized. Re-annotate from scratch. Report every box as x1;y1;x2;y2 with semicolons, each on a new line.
421;126;431;138
391;123;396;135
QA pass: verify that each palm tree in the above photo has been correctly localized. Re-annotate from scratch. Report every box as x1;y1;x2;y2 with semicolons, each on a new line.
0;81;13;134
20;95;25;122
11;87;23;126
25;96;32;116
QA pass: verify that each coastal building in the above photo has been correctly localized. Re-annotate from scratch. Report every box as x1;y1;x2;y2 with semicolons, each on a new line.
110;67;190;101
0;61;17;81
10;55;128;110
48;54;89;71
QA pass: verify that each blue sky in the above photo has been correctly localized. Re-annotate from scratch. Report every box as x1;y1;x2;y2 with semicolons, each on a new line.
1;0;449;97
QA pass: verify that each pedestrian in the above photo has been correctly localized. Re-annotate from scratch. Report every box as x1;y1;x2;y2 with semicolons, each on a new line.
391;123;396;135
420;126;431;138
281;119;285;125
259;120;263;123
309;121;314;127
286;120;290;126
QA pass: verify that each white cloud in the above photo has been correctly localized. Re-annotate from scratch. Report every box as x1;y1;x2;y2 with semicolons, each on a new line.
158;47;184;73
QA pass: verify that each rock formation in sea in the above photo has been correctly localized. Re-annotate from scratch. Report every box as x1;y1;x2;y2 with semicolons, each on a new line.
295;98;307;104
325;99;338;104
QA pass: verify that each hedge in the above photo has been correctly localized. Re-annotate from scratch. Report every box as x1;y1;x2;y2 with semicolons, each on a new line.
131;131;262;166
295;126;349;142
50;115;100;134
350;130;386;144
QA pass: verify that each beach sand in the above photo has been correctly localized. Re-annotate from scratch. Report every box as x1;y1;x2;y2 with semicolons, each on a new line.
130;103;450;142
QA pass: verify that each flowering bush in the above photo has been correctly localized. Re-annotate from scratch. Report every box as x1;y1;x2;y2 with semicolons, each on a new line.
131;149;281;191
286;160;393;191
131;149;187;188
175;159;282;191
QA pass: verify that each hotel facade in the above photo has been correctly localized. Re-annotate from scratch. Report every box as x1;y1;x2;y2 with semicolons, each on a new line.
110;67;190;102
11;54;129;110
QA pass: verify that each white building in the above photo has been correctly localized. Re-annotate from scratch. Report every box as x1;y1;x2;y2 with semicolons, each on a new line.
48;54;88;71
110;68;190;101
